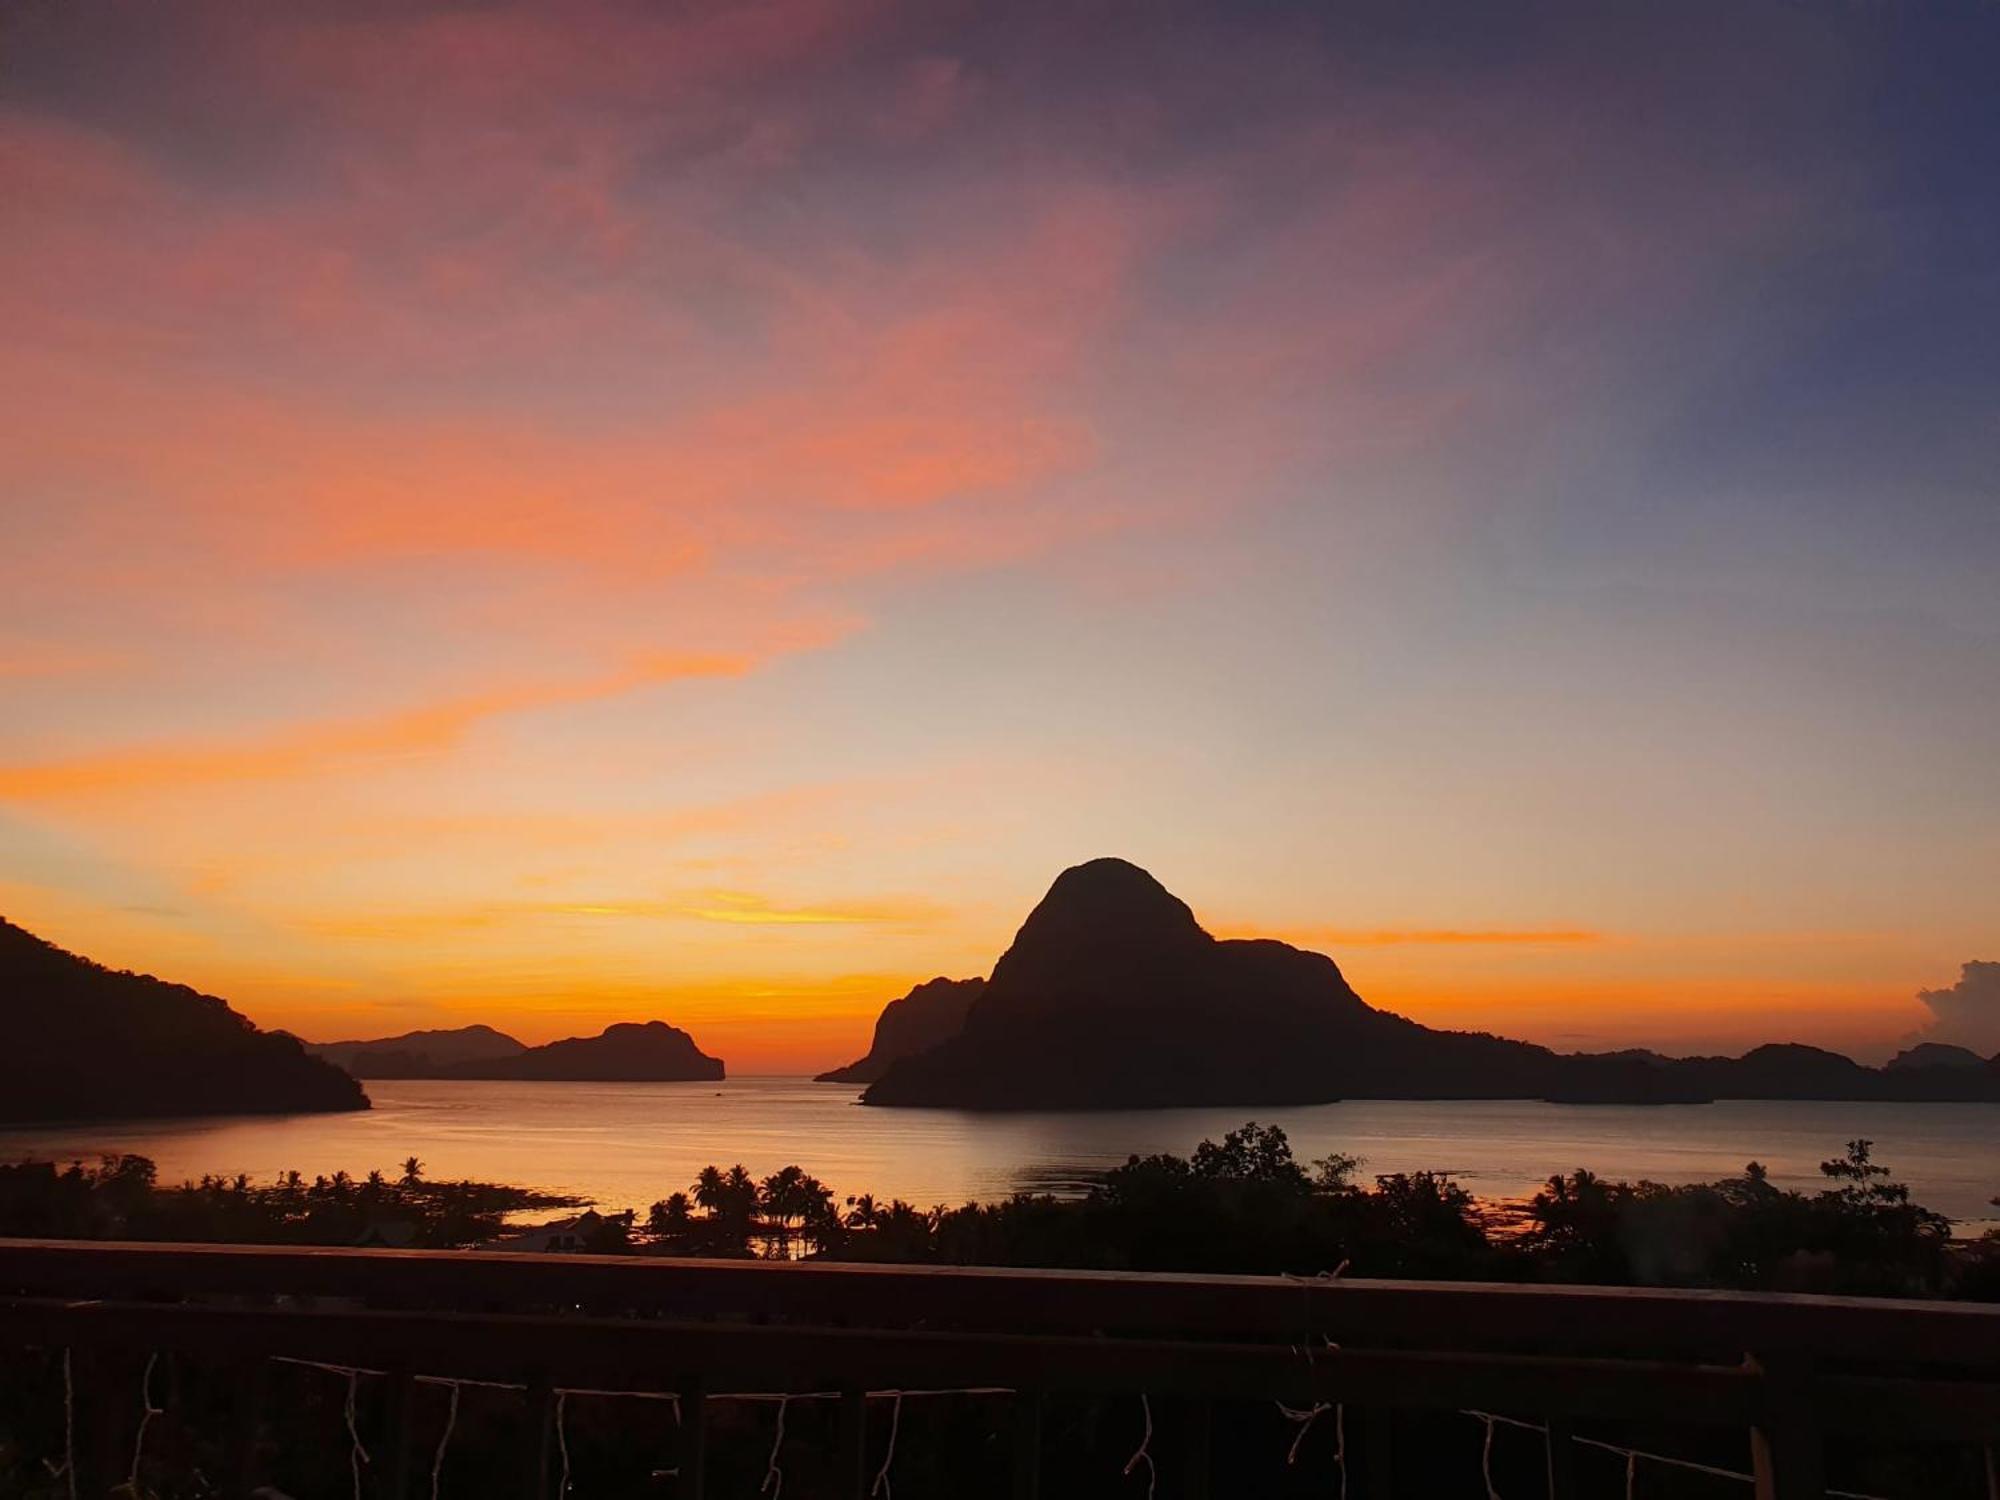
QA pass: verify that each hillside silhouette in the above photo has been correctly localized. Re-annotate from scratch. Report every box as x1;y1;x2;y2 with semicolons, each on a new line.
445;1020;724;1082
0;917;367;1122
860;859;2000;1110
1886;1042;1987;1071
814;977;985;1084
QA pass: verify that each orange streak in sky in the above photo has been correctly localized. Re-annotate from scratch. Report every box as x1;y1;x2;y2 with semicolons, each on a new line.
297;893;953;940
0;652;753;800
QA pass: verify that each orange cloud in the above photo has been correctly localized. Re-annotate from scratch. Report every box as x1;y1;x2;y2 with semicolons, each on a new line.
0;103;1131;591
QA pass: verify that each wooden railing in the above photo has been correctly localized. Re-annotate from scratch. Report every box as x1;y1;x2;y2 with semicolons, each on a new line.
0;1238;1996;1499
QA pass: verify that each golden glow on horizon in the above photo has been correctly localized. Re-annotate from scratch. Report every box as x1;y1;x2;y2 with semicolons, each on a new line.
0;868;1958;1072
1214;923;1605;947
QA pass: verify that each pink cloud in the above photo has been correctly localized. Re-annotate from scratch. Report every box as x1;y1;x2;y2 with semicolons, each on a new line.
0;2;1829;802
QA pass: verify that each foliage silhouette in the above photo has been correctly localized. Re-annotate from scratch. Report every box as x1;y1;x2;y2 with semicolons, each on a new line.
0;1154;577;1248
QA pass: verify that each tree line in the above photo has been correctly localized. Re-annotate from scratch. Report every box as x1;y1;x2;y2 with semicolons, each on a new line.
3;1125;1995;1298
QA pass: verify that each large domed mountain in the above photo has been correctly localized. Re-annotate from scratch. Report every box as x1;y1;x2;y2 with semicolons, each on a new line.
862;859;1576;1109
860;859;2000;1110
0;917;368;1122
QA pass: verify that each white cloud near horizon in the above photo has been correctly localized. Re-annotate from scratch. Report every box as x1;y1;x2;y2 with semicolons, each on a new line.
1912;961;2000;1055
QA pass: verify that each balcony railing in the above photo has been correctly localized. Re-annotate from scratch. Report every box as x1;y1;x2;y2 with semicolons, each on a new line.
1;1237;1996;1499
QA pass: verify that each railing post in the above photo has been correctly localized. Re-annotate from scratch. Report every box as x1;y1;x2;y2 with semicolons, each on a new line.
522;1374;555;1500
381;1366;416;1500
837;1386;869;1500
1544;1416;1578;1500
225;1356;267;1500
678;1378;707;1500
1178;1397;1211;1499
1012;1389;1043;1500
1748;1353;1825;1500
1359;1407;1394;1499
78;1347;126;1499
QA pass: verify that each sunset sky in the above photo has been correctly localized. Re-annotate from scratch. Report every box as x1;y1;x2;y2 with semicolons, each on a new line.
3;0;1996;1071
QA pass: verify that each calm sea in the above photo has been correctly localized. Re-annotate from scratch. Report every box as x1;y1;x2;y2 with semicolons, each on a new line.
2;1078;1995;1227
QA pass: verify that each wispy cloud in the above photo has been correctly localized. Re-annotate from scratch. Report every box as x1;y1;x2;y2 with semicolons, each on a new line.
682;891;952;928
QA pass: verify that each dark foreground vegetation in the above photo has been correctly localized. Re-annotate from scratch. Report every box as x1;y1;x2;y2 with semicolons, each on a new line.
0;1155;579;1249
4;1125;1996;1299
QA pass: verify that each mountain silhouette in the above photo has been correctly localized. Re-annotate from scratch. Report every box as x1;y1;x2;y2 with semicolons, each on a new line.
307;1024;526;1078
815;977;985;1084
861;859;2000;1110
0;917;367;1122
444;1020;724;1081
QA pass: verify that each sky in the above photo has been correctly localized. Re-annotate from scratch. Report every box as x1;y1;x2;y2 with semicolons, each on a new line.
2;0;1996;1071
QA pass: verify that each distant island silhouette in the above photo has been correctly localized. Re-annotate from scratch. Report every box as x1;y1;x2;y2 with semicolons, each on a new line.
0;917;366;1123
308;1020;725;1082
442;1021;724;1082
306;1024;528;1077
855;859;2000;1110
814;977;985;1084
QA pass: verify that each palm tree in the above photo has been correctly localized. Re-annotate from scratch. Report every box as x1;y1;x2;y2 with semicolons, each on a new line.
761;1167;837;1257
648;1192;693;1238
722;1165;759;1227
692;1165;727;1215
690;1164;760;1254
